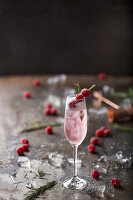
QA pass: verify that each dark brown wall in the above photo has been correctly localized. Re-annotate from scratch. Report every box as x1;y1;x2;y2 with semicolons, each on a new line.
0;0;133;75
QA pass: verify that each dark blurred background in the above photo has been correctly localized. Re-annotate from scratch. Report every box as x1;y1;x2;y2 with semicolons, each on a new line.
0;0;133;75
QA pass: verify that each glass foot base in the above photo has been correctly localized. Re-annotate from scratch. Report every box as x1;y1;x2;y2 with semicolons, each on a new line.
63;176;87;190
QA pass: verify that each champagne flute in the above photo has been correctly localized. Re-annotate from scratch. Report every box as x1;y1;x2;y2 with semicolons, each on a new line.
63;94;87;189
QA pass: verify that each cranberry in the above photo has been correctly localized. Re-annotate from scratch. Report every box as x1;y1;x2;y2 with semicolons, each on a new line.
98;72;106;80
88;144;95;153
45;126;53;134
81;88;91;97
92;169;100;179
69;100;76;108
44;109;51;115
90;137;99;145
100;126;106;132
51;108;58;116
22;139;29;144
45;103;52;109
76;93;84;100
33;79;40;86
111;178;120;187
22;144;29;151
96;129;103;137
16;147;24;156
104;129;111;136
23;91;31;98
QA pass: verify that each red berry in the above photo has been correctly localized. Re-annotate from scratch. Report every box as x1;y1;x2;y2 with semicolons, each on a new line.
104;129;111;136
51;108;58;116
69;100;76;108
44;109;51;115
76;93;84;100
100;126;106;132
23;91;31;98
96;129;103;137
16;147;24;156
81;89;91;97
92;169;100;179
22;139;29;144
33;79;40;86
90;137;99;145
46;103;52;109
22;144;29;151
111;178;120;187
98;72;106;80
45;126;53;134
88;144;95;153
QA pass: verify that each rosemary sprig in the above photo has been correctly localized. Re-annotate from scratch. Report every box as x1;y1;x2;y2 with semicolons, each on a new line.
114;123;133;133
20;122;62;133
38;169;50;179
24;181;57;200
112;87;133;103
74;82;81;93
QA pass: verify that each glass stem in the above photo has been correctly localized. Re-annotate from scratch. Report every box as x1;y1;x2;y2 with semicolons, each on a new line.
73;145;78;178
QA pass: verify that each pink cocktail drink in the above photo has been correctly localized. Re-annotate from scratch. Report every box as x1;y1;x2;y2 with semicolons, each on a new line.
64;107;87;146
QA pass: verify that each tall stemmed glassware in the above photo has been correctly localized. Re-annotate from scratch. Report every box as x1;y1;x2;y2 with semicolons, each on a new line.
63;94;87;189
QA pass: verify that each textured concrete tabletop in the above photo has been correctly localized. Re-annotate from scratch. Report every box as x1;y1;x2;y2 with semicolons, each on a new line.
0;75;133;200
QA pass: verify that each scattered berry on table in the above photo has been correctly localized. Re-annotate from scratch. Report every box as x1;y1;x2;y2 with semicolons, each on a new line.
111;178;120;187
50;108;58;116
96;129;103;137
33;79;40;86
88;144;95;153
92;169;100;179
22;138;29;144
45;103;52;109
100;126;106;132
45;126;53;134
104;129;111;136
44;109;51;115
69;100;76;108
90;137;99;145
16;147;24;156
76;93;84;100
22;144;29;151
81;88;91;97
23;91;31;98
98;72;106;80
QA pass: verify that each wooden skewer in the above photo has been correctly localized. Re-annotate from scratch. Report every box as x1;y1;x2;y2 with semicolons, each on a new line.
93;91;120;110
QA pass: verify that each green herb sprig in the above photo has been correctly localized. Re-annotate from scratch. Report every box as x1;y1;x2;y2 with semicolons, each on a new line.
74;82;81;93
24;181;57;200
38;169;50;179
112;87;133;103
20;122;62;133
114;123;133;133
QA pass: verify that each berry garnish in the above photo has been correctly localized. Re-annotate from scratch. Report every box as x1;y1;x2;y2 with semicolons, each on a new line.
16;147;24;156
46;103;52;109
22;144;29;151
90;137;99;145
50;108;58;116
45;126;53;134
96;129;103;137
22;138;29;144
100;126;106;132
76;93;84;100
23;91;31;98
88;144;95;153
69;100;76;108
104;129;111;136
81;88;91;97
44;109;51;115
98;72;106;80
92;169;100;179
111;178;120;187
33;79;40;86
